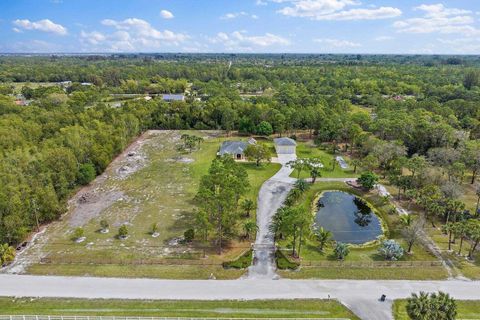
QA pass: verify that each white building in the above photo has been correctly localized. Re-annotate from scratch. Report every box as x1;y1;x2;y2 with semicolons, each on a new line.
274;137;296;154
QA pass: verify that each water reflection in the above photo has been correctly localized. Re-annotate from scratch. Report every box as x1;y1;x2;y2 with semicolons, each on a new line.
315;191;383;244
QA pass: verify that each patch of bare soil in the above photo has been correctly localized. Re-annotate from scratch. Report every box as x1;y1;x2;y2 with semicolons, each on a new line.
69;189;126;227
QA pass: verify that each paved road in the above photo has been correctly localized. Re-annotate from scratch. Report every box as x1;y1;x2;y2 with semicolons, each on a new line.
1;275;479;320
247;154;296;279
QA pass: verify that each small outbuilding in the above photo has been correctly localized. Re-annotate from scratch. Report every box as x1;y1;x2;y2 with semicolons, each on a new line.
274;137;296;154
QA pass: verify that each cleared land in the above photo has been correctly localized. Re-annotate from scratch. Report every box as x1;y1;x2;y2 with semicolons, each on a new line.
393;300;480;320
16;130;280;279
0;298;358;319
277;182;448;280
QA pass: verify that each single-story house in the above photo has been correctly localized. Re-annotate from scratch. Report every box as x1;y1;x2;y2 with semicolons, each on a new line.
274;137;296;154
218;138;256;160
162;94;185;102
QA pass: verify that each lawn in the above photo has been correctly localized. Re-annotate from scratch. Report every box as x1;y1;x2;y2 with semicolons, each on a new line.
0;298;359;319
393;300;480;320
24;131;280;279
277;182;448;280
290;141;359;179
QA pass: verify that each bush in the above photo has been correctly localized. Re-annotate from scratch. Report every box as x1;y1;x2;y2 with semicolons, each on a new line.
357;171;379;190
184;228;194;242
77;163;96;185
118;225;129;238
334;242;350;260
256;121;273;136
72;227;84;241
100;219;109;231
223;250;252;269
379;239;404;260
275;250;299;270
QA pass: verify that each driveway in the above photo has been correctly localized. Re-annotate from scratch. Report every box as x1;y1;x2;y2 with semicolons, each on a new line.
247;153;296;279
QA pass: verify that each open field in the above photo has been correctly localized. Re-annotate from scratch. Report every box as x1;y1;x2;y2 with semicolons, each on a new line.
277;182;448;280
290;141;359;179
15;131;280;279
0;298;358;319
393;300;480;320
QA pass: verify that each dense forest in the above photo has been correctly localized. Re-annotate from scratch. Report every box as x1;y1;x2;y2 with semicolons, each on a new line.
0;54;479;246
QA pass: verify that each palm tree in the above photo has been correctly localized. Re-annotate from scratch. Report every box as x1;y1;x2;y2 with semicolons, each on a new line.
475;184;480;217
442;222;455;251
294;179;310;193
310;166;321;184
406;292;432;320
432;291;457;320
351;159;361;174
467;220;480;260
314;227;332;252
0;243;16;266
454;221;469;255
241;199;256;217
243;220;258;240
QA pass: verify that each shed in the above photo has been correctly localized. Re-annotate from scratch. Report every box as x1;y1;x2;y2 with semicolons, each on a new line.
274;137;296;154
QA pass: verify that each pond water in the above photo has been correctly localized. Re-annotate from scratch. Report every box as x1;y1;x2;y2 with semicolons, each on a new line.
314;191;383;244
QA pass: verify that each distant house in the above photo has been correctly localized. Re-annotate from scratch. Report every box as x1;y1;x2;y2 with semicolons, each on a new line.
81;82;93;86
274;137;296;154
162;94;185;102
218;138;256;160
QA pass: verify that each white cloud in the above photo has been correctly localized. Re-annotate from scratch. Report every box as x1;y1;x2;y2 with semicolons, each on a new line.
79;31;106;45
394;3;480;36
375;36;393;41
275;0;401;20
314;38;361;48
80;18;189;52
437;37;480;54
221;12;259;20
160;10;174;19
209;31;290;51
12;19;67;35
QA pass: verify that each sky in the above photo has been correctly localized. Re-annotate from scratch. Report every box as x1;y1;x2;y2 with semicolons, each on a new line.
1;0;479;54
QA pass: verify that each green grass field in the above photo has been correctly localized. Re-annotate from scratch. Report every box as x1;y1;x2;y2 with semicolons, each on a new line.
25;131;280;279
393;300;480;320
277;182;448;280
290;142;359;179
0;298;359;319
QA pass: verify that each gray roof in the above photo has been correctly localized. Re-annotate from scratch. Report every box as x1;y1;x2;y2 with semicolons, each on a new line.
219;141;248;156
162;94;185;101
274;137;297;146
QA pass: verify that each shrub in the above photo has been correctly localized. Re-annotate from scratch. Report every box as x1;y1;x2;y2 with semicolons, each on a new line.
72;227;84;241
0;243;16;266
150;222;159;235
77;163;96;185
256;121;273;136
100;219;109;231
357;171;379;190
334;242;350;260
275;250;299;270
222;250;252;269
379;239;404;260
118;225;129;238
184;228;195;242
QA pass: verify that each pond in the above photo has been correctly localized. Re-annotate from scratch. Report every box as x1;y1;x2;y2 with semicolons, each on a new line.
314;191;383;244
